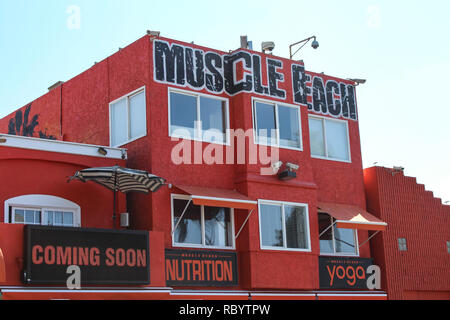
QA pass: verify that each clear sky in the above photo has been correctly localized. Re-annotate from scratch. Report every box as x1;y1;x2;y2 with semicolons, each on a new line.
1;0;449;202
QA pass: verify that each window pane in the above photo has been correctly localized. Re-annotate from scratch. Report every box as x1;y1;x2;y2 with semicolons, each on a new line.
309;118;325;157
204;206;232;247
200;97;226;143
55;211;63;225
25;210;36;224
111;98;128;146
260;204;283;247
278;106;300;148
284;205;308;249
129;91;146;139
325;120;349;161
318;213;334;253
333;225;356;254
173;199;202;245
63;212;74;226
14;209;24;223
170;92;197;139
255;102;277;144
46;211;53;225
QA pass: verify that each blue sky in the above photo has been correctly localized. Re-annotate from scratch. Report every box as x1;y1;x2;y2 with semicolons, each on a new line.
1;0;449;202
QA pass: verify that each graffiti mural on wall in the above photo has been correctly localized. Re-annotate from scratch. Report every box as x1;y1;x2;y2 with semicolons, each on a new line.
8;104;56;140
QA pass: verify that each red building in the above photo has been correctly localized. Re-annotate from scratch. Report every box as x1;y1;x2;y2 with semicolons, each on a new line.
0;32;445;300
364;166;450;300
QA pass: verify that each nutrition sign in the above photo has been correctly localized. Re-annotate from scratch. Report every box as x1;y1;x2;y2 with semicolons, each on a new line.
165;249;238;286
23;225;150;285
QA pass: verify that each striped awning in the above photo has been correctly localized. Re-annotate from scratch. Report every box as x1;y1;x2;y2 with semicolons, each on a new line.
69;166;165;193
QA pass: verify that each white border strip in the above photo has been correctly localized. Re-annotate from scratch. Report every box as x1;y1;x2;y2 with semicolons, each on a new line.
336;220;387;226
0;134;126;160
191;195;257;205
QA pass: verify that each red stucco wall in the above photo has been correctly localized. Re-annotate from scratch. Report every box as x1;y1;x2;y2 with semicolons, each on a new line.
364;166;450;300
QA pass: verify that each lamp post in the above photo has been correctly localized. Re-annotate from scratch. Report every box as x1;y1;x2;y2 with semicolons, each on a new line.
289;36;319;60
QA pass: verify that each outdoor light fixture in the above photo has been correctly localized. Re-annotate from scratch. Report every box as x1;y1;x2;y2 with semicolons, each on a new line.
289;36;319;60
348;78;367;86
278;162;299;181
97;147;108;156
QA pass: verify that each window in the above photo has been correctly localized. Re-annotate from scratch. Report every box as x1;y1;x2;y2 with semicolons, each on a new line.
11;208;75;227
253;99;302;149
447;241;450;254
309;116;350;162
258;200;310;251
169;89;229;144
398;238;407;251
171;195;234;249
318;212;358;255
110;87;146;147
4;195;81;227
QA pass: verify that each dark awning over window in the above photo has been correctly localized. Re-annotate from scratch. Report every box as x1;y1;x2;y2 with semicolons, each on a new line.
318;202;387;231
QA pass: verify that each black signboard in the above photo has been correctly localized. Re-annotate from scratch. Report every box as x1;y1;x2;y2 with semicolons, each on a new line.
24;225;150;285
319;256;374;289
165;249;238;287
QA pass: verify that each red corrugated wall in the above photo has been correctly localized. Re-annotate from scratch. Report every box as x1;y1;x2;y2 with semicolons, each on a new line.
364;166;450;300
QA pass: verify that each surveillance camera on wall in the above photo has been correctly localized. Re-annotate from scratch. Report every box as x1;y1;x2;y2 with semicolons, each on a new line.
271;161;283;173
286;162;299;171
262;41;275;53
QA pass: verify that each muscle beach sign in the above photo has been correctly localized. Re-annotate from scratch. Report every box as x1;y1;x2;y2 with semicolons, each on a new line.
153;39;358;121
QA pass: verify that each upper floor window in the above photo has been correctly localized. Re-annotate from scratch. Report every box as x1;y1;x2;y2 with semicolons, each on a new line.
253;99;302;150
258;200;310;251
318;212;358;256
309;116;350;162
171;195;234;249
109;87;146;147
169;89;229;144
4;195;81;227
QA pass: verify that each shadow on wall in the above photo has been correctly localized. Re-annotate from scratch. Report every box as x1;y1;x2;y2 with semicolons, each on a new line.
7;104;56;140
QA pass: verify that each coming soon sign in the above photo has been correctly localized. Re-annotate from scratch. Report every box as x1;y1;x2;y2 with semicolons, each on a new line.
23;225;150;285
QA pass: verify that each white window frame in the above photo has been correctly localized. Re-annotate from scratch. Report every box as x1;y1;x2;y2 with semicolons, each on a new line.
109;86;147;147
4;195;81;227
170;194;236;250
258;199;311;252
252;97;303;151
308;115;351;163
318;212;359;257
10;207;42;225
168;88;230;145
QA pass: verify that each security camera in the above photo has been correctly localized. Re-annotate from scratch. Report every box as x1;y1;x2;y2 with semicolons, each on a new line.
311;39;319;49
262;41;275;53
271;161;283;172
286;162;299;171
393;166;404;172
